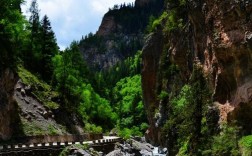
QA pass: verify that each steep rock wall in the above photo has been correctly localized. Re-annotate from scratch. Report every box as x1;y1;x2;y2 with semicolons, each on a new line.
142;31;164;145
97;16;117;36
142;0;252;145
0;69;18;140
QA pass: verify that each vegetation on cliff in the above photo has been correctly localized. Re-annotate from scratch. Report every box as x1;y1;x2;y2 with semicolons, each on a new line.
142;0;252;155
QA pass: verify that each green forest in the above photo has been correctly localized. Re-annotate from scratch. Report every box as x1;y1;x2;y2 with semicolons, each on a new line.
1;0;252;155
0;0;148;138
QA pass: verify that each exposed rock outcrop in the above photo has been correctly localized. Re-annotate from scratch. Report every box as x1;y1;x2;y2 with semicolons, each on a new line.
142;31;164;145
97;16;117;36
142;0;252;145
0;69;18;140
106;138;167;156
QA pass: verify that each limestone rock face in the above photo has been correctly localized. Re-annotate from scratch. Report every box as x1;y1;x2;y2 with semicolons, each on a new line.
97;16;117;36
142;0;252;145
142;32;164;145
0;69;18;140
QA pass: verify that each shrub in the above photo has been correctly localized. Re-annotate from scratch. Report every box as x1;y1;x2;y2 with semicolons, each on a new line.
140;123;149;132
158;90;169;100
118;126;144;139
118;128;132;139
210;124;240;156
48;124;58;135
84;123;103;134
239;135;252;156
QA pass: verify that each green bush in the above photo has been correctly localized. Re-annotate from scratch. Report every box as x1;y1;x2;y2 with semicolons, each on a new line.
163;9;185;33
158;90;169;100
118;127;142;139
239;135;252;156
84;123;103;134
48;124;58;135
177;139;189;156
118;128;132;139
210;124;240;156
171;85;191;110
149;12;168;32
140;123;149;132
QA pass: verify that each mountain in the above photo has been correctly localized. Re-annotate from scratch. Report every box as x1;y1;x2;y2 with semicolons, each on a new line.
79;0;163;70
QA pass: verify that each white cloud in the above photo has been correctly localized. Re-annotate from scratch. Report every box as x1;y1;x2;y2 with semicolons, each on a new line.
22;0;135;50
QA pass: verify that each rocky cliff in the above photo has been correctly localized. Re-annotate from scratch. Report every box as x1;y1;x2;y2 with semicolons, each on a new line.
142;0;252;148
0;69;19;140
79;0;163;70
97;16;117;36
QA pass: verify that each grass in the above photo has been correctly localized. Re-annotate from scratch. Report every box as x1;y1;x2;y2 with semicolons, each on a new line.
21;119;44;136
17;65;60;109
48;124;59;135
21;118;63;136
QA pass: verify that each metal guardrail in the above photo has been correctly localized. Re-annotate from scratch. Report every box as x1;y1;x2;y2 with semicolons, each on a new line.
0;134;103;144
0;137;122;153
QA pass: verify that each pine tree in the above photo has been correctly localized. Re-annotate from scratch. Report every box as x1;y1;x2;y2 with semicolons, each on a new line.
25;1;58;81
40;15;58;81
29;0;40;40
25;0;42;71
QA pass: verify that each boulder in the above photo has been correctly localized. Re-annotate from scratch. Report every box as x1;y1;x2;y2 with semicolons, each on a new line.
160;147;168;154
27;111;35;118
26;116;32;121
24;85;32;94
21;89;26;96
106;149;123;156
131;139;153;152
72;149;91;156
140;149;152;156
42;111;49;119
48;110;53;116
37;107;43;112
24;98;30;104
36;110;43;115
16;85;22;92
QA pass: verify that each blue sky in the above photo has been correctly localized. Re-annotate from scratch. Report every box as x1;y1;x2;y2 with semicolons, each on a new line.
21;0;135;50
